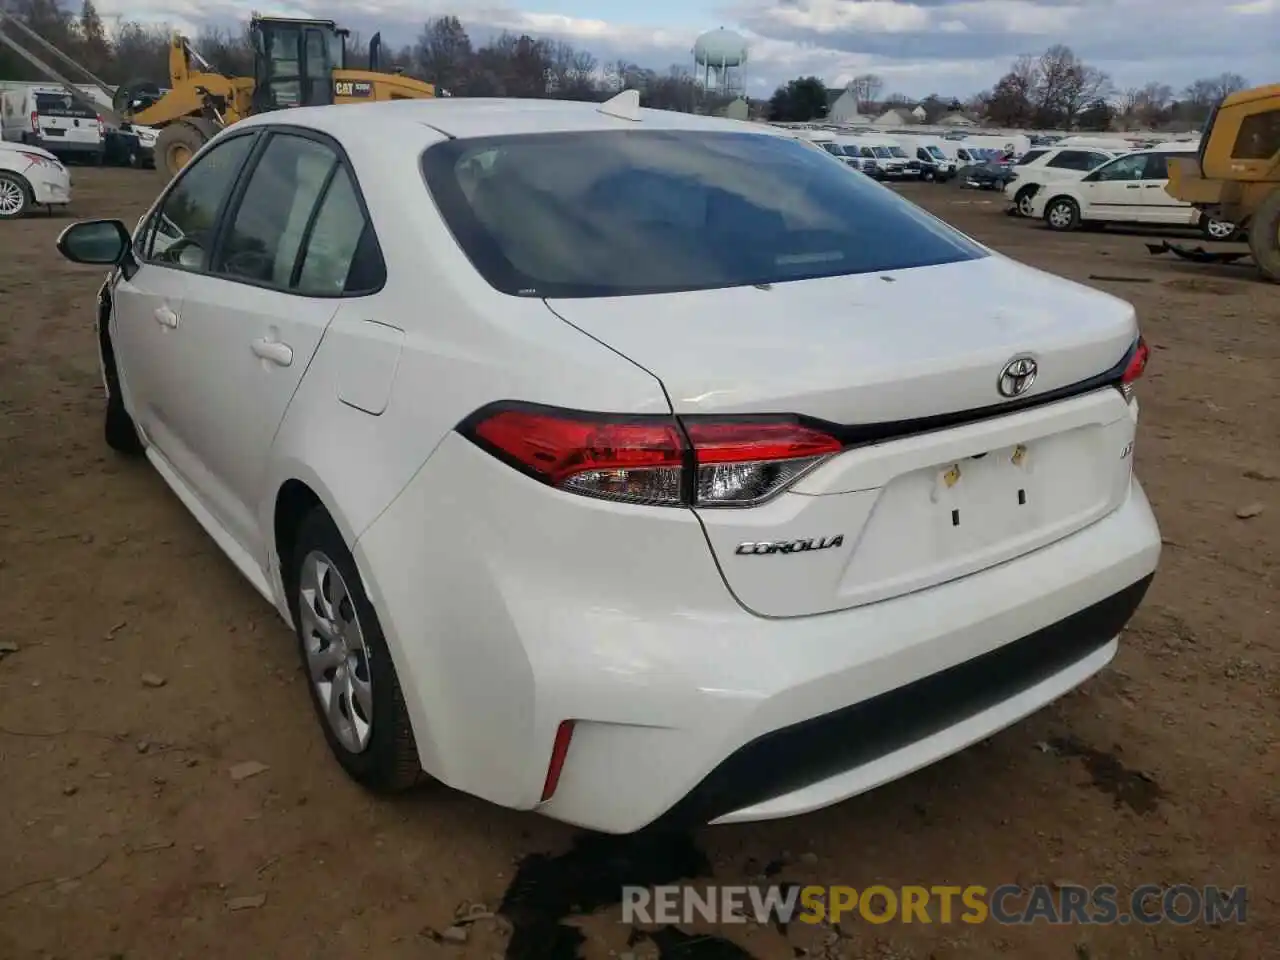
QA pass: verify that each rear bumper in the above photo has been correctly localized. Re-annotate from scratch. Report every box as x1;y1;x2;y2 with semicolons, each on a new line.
38;138;102;157
356;431;1161;834
658;575;1148;828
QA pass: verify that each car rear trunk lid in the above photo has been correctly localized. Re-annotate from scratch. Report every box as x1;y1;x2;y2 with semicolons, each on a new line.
546;255;1140;616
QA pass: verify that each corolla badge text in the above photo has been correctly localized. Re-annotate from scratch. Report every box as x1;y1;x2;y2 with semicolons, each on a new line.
735;535;844;556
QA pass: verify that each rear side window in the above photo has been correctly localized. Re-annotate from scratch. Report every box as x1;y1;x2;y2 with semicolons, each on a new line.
1232;109;1280;160
1047;150;1095;170
422;130;987;299
214;133;338;287
295;166;384;295
213;131;385;295
1017;149;1047;166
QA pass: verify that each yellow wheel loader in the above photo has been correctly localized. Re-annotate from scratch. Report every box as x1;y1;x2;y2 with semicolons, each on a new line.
129;17;436;177
1164;83;1280;282
0;11;435;179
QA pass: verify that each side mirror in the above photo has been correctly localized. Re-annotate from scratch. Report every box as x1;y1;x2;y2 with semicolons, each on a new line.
56;219;131;265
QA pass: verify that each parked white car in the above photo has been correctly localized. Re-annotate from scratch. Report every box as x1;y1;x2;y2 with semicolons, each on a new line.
0;140;71;219
54;94;1160;834
1005;146;1120;216
1029;145;1239;239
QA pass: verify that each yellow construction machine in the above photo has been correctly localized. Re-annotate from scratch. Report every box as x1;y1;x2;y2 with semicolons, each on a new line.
0;12;437;178
1163;83;1280;282
132;17;437;176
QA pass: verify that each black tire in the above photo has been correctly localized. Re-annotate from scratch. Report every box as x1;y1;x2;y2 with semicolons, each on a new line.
287;506;422;792
155;118;218;179
0;171;32;220
99;317;145;456
1013;187;1037;217
1249;189;1280;283
1044;196;1081;231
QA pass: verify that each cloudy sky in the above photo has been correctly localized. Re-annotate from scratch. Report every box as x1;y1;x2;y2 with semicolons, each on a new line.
95;0;1277;99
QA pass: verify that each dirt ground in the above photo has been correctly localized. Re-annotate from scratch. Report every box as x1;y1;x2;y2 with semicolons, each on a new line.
1;168;1276;960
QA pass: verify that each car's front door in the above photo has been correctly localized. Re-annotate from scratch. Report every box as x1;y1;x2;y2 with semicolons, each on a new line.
1077;153;1148;221
155;129;369;564
113;131;260;448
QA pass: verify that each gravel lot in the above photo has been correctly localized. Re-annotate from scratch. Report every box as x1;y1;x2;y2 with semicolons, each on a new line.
1;168;1275;960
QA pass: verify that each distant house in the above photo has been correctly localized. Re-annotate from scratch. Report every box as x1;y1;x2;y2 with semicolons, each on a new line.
827;88;867;124
911;105;927;122
873;108;913;127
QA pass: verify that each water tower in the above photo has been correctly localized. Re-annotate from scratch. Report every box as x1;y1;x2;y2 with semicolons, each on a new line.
693;27;748;98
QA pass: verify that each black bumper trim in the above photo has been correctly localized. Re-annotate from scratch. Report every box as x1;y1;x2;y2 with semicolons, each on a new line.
654;573;1154;829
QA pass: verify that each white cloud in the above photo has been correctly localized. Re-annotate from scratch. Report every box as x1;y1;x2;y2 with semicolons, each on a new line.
91;0;1276;98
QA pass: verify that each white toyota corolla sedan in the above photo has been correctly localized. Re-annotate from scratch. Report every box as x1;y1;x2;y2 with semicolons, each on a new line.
55;92;1161;834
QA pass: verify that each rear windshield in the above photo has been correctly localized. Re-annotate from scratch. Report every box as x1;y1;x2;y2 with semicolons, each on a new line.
34;93;96;118
421;130;987;299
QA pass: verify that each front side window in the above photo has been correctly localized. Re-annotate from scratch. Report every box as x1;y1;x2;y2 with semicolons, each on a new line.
214;132;338;287
422;129;988;299
143;132;257;269
1091;154;1149;181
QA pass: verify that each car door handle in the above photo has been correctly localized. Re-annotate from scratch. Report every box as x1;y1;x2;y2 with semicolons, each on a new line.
251;338;294;367
153;305;178;328
1144;184;1161;188
1125;184;1141;189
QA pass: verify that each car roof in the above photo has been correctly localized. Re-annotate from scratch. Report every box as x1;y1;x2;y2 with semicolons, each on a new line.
234;96;790;143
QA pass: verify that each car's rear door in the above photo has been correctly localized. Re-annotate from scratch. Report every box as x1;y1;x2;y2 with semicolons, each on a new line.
158;127;377;562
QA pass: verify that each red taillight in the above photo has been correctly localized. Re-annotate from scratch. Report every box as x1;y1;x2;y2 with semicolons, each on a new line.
685;420;843;507
470;408;685;505
1119;336;1149;402
461;403;842;508
540;720;575;802
30;111;39;133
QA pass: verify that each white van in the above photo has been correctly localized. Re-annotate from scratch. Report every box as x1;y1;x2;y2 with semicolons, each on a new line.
844;135;913;180
891;133;957;181
1;86;104;163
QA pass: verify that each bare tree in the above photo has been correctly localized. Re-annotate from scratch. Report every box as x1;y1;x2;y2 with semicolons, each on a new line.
1033;45;1111;128
414;16;473;93
848;73;883;107
1207;72;1250;100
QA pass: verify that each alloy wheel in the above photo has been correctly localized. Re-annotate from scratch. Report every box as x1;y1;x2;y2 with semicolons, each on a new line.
0;178;25;217
298;550;375;753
